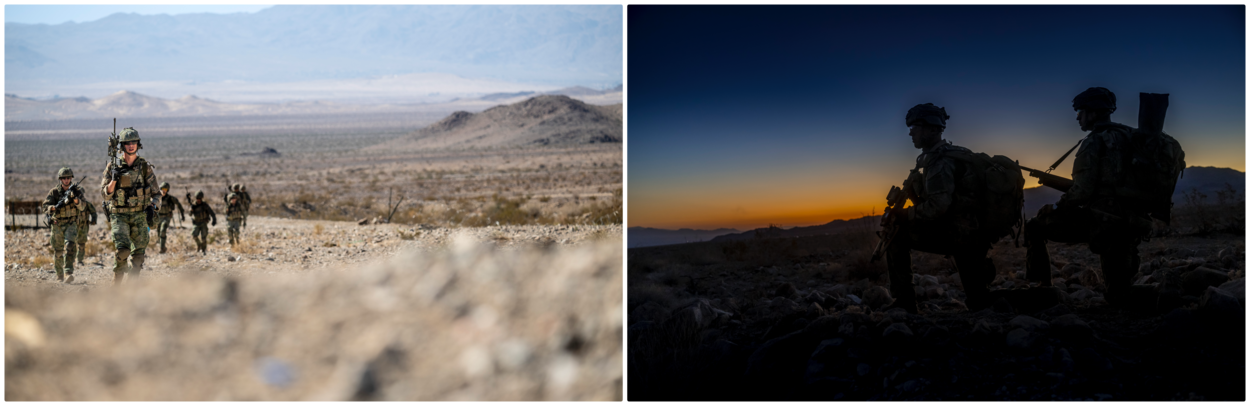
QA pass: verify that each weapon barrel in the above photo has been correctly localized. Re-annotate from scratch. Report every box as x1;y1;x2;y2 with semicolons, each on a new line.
1020;165;1073;192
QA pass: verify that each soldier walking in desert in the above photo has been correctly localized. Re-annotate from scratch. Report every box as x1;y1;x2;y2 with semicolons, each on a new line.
226;191;245;246
74;197;98;266
188;191;217;254
880;104;1023;313
1024;87;1184;309
239;184;252;227
44;167;84;283
156;181;186;253
101;127;160;284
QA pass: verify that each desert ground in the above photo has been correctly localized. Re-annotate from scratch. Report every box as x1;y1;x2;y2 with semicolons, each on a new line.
5;96;623;400
628;211;1245;400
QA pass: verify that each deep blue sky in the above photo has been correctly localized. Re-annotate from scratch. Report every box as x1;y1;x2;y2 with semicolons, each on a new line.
629;5;1245;230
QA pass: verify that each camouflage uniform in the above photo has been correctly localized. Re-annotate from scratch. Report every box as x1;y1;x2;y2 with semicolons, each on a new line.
1026;89;1153;306
101;130;160;283
189;192;217;254
886;104;996;312
239;185;252;227
156;184;186;253
226;192;244;245
74;199;98;265
43;173;83;281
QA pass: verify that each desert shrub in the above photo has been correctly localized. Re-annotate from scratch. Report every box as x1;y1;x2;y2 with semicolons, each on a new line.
1173;183;1244;235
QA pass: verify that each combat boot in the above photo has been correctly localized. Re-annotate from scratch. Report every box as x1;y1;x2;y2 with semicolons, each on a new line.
56;272;66;282
130;254;145;277
65;273;74;284
113;271;124;285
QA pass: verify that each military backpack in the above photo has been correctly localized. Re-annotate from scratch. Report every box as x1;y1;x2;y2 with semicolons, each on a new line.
940;149;1027;243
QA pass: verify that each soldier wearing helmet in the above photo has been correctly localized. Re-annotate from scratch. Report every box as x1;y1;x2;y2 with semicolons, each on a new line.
187;190;217;254
155;181;186;254
1024;87;1154;309
225;192;245;246
239;184;252;228
883;103;996;313
43;167;84;282
74;193;98;267
100;127;161;284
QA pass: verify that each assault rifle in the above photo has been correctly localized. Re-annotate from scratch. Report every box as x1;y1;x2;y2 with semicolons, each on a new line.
871;169;919;262
1019;165;1073;193
47;177;89;226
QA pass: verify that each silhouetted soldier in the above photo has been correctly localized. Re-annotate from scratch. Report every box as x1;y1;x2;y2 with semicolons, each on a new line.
884;104;997;313
1025;88;1156;308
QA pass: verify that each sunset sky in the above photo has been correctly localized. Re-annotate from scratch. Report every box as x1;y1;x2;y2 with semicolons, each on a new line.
628;5;1245;231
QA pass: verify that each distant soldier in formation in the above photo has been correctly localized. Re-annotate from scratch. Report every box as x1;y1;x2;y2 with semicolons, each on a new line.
101;127;160;285
74;197;98;266
188;191;217;254
884;104;998;313
1025;88;1167;308
226;192;245;246
44;167;84;283
239;184;252;227
156;182;186;253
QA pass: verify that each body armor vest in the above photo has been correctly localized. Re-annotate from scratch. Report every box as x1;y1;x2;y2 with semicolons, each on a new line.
110;159;151;213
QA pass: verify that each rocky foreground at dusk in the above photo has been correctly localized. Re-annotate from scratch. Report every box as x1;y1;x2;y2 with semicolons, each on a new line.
628;231;1244;400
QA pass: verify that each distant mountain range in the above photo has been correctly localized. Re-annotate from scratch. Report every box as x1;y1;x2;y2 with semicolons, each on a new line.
627;227;742;248
4;86;622;121
632;166;1244;248
6;5;622;96
367;94;621;151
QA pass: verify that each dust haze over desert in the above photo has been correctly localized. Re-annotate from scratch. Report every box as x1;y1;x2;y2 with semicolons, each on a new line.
5;5;623;401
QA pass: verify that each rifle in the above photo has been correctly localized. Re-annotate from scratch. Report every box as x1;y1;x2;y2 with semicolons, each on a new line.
1020;165;1073;193
47;177;89;226
871;169;919;262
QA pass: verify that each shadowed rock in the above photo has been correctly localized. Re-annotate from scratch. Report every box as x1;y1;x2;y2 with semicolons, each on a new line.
1181;268;1229;296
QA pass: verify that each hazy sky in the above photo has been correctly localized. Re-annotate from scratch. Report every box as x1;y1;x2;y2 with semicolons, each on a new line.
5;5;274;25
628;5;1245;231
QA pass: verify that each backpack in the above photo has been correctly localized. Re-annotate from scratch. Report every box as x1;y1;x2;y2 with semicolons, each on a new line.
942;148;1027;243
1114;128;1185;223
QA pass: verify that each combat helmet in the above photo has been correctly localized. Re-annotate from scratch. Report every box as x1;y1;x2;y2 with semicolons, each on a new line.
160;181;171;190
906;103;950;129
227;192;239;202
119;127;143;150
1073;87;1116;112
194;190;205;199
57;167;74;178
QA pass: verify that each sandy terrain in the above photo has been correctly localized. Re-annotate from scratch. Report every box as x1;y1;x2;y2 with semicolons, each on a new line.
5;216;623;400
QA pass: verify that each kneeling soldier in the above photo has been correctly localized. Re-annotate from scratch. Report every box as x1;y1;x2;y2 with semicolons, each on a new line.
883;104;999;313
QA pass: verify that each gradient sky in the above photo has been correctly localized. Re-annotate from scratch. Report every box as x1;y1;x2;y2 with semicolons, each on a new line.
5;5;274;25
628;5;1245;231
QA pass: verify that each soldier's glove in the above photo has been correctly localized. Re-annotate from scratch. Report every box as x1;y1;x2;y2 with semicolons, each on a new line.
90;214;98;225
145;205;156;225
181;214;186;222
211;219;217;227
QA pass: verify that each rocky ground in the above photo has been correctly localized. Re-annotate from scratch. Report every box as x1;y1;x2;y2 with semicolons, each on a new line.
627;231;1246;400
5;216;623;400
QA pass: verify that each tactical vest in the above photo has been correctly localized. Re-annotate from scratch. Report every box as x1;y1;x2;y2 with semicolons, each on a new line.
158;194;179;216
226;193;245;220
191;202;212;224
48;186;81;220
109;158;152;213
